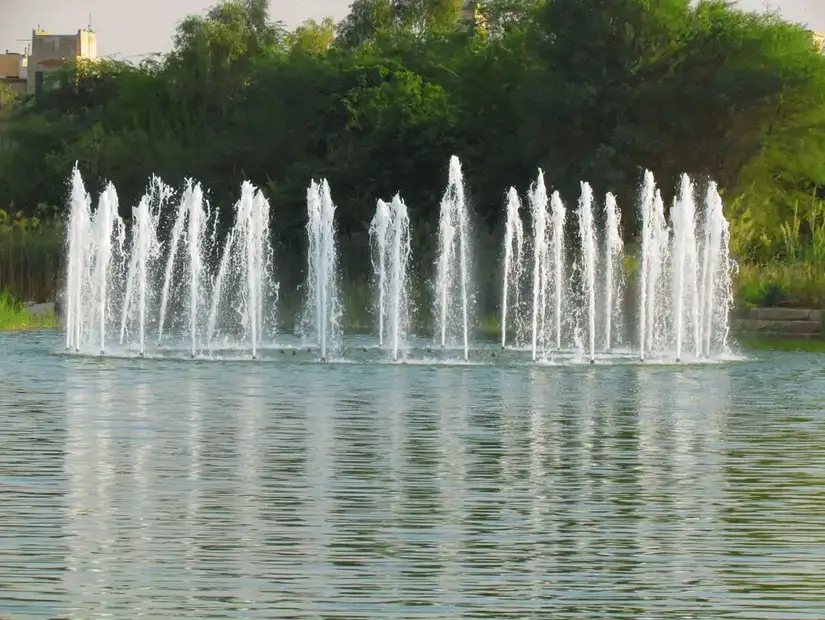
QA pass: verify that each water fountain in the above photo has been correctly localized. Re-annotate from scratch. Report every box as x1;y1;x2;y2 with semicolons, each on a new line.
699;182;734;357
370;194;412;361
119;178;165;356
303;179;341;361
529;170;550;362
370;199;391;349
61;159;735;365
501;187;525;349
639;173;670;361
158;184;190;344
550;190;567;352
577;182;597;364
604;192;624;351
207;183;274;358
89;183;125;355
671;174;700;362
434;155;471;361
65;166;92;352
186;182;209;358
638;171;654;361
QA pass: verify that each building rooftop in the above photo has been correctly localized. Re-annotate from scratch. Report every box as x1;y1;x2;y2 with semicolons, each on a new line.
810;30;825;54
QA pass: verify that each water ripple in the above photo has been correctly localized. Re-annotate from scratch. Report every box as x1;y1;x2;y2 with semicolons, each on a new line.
1;332;824;618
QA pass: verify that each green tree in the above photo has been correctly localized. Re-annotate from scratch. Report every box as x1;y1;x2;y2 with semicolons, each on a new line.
289;17;337;54
390;0;464;33
337;0;395;49
1;0;824;284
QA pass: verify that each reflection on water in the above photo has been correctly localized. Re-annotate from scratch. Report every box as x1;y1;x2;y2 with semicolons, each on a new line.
2;332;825;618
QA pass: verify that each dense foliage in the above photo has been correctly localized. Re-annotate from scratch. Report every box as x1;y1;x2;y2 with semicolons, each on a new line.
1;0;825;305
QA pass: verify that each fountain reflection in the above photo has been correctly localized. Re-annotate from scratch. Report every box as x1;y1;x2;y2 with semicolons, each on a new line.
10;349;815;617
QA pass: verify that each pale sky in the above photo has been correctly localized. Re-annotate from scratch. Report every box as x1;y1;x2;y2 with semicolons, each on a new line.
1;0;823;59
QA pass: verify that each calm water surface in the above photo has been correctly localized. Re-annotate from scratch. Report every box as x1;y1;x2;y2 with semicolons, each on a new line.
2;331;825;619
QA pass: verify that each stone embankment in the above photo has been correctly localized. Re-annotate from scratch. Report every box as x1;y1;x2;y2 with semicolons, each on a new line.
735;308;824;339
24;302;55;317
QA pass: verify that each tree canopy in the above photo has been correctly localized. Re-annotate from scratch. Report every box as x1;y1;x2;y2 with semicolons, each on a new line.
1;0;823;266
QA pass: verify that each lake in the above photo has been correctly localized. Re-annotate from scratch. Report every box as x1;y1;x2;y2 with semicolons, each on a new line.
2;331;824;618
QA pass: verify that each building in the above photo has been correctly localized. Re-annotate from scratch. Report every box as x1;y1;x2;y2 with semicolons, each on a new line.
27;27;97;95
0;50;27;97
811;30;825;54
460;0;488;37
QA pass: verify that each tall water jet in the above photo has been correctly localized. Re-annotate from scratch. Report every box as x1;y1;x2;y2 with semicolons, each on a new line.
369;199;391;347
501;187;525;349
158;188;190;342
699;182;734;357
65;167;92;352
206;219;235;353
434;155;471;360
550;190;566;351
638;171;655;361
638;172;670;361
92;183;125;355
388;194;411;360
205;183;271;357
304;179;341;361
529;171;550;362
649;191;670;353
577;182;597;364
603;192;624;350
59;162;737;364
187;182;208;358
119;180;163;356
671;174;700;362
235;182;271;359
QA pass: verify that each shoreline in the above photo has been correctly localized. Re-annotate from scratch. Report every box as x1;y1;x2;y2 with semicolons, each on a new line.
0;300;57;331
4;321;823;353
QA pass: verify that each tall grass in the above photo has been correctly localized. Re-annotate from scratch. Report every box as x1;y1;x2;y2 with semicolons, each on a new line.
0;290;57;330
729;191;825;308
0;209;63;303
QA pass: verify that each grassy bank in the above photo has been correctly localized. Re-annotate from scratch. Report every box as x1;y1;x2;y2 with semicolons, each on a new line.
731;193;825;309
0;291;57;330
736;261;825;309
0;210;62;303
738;336;825;353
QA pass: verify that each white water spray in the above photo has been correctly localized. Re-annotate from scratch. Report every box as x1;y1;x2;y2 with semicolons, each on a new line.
119;183;162;356
529;170;550;362
671;174;700;362
65;166;92;352
370;199;391;348
604;192;624;350
304;179;341;361
434;155;471;360
370;196;412;360
92;183;124;355
550;190;566;351
187;182;208;357
577;182;597;364
501;187;525;348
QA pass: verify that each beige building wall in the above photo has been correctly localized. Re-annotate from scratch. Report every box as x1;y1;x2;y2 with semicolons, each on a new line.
27;29;97;95
811;31;825;54
0;51;27;96
0;53;22;78
79;30;97;58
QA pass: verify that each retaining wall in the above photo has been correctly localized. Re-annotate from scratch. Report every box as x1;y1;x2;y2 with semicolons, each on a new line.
735;308;824;339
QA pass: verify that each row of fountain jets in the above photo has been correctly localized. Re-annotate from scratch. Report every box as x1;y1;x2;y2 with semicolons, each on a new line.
64;155;734;363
